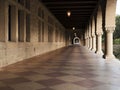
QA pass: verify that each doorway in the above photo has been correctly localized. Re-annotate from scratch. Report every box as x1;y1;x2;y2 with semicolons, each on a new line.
73;37;80;45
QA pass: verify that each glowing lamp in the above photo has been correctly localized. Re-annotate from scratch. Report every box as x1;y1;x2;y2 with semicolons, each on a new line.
67;10;71;17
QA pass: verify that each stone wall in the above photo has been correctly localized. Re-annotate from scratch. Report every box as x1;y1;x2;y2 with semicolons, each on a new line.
0;0;67;68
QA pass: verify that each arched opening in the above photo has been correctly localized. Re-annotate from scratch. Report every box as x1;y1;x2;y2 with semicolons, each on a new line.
116;0;120;15
73;37;80;45
113;0;120;59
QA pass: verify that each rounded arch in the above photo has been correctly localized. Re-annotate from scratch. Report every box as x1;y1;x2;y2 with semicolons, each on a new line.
73;37;80;45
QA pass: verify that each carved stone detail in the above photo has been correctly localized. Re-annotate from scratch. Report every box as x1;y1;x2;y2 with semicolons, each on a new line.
96;31;103;36
105;27;115;33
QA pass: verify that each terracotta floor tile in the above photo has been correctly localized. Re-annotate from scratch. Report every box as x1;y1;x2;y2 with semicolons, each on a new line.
51;83;88;90
73;79;104;88
37;88;54;90
14;71;39;76
45;72;69;77
90;85;120;90
0;45;120;90
0;72;19;80
36;78;66;86
56;75;85;82
10;82;45;90
74;73;98;78
0;86;14;90
1;77;31;85
24;74;52;81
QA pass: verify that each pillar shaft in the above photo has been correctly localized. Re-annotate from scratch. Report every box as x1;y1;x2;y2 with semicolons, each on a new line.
86;38;88;47
90;37;92;49
89;37;92;49
85;38;87;47
104;0;116;59
92;35;96;51
87;38;89;48
104;27;115;59
96;33;103;54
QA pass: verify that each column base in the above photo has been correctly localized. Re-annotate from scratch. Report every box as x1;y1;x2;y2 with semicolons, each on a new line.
89;47;92;50
96;50;103;55
91;48;96;52
104;54;115;60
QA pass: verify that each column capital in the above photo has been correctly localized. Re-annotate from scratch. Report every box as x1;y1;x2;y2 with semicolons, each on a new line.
92;33;96;37
92;35;96;38
85;36;87;39
96;31;103;36
89;36;92;38
105;27;115;33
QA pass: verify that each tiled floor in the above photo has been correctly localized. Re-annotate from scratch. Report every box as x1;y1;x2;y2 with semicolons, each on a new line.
0;45;120;90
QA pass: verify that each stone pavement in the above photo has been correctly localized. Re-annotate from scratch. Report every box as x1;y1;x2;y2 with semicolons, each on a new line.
0;45;120;90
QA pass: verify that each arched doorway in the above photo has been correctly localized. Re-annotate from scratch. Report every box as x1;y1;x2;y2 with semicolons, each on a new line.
73;37;80;45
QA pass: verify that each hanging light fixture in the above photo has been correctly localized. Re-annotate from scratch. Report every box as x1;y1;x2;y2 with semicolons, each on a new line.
67;10;71;17
73;27;75;30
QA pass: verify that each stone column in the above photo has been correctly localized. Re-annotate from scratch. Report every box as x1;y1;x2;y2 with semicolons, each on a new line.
104;0;116;59
86;26;89;48
88;22;92;50
85;32;88;47
89;37;91;49
88;37;90;49
104;27;115;59
85;38;87;47
52;23;56;43
96;32;103;54
86;38;88;47
91;16;96;52
84;32;87;47
86;30;89;48
89;36;91;49
90;36;92;50
87;37;89;48
92;35;96;52
86;37;87;47
24;12;26;42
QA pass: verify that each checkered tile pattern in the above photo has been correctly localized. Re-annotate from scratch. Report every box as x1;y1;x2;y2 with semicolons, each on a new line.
0;46;120;90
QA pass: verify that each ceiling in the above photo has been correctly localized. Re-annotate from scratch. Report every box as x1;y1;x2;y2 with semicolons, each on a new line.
40;0;99;30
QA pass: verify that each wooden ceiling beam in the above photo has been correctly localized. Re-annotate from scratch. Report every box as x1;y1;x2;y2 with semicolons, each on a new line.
40;0;98;29
48;6;95;9
50;8;94;10
53;12;91;14
43;1;97;5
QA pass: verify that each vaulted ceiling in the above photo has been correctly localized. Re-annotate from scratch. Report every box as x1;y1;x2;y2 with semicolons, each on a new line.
40;0;99;30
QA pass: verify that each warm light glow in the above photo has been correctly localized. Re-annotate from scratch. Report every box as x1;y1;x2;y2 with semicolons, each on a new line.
73;27;75;30
67;10;71;17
